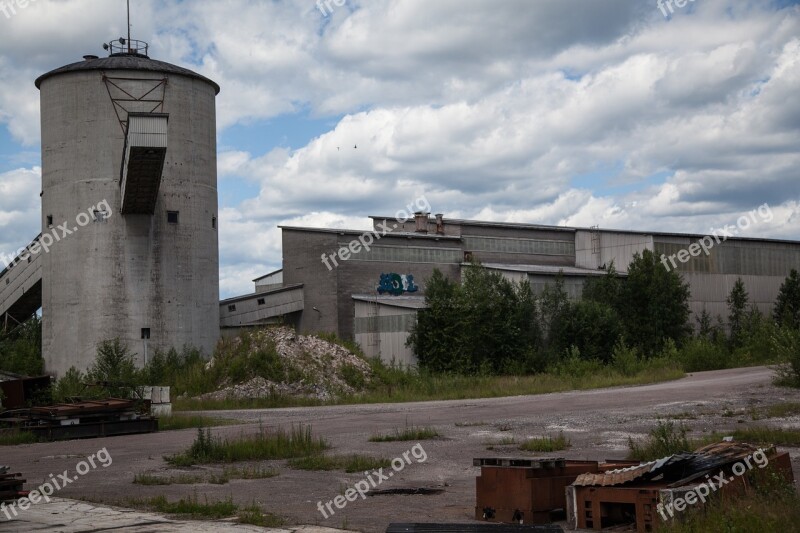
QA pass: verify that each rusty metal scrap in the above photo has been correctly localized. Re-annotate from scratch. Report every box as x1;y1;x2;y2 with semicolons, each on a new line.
573;441;767;487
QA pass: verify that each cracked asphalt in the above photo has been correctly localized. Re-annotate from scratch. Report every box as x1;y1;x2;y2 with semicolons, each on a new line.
2;366;798;532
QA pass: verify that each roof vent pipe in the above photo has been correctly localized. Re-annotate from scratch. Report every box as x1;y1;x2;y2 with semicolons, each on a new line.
435;213;444;235
415;212;429;234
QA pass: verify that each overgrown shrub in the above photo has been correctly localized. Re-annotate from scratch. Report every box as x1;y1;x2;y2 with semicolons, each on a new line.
674;337;730;372
628;420;692;461
773;326;800;387
611;339;642;376
0;317;43;376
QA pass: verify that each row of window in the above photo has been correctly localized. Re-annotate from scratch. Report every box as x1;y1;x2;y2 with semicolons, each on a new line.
226;297;267;313
340;244;463;264
654;242;800;276
354;313;416;334
462;236;575;256
45;212;218;228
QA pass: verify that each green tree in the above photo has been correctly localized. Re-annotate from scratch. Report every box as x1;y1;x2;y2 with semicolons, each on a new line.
551;300;622;363
0;317;44;376
696;307;714;339
774;269;800;329
408;269;465;373
408;266;541;374
618;250;691;356
727;278;749;348
582;261;621;307
539;273;569;350
458;266;540;373
86;339;139;397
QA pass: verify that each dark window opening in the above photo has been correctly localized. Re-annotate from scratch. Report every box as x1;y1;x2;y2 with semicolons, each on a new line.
228;304;236;312
167;211;179;224
212;216;217;229
93;209;109;223
257;298;266;305
46;215;53;227
141;328;151;340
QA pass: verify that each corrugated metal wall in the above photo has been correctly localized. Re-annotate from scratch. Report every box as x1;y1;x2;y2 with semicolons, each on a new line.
353;300;418;366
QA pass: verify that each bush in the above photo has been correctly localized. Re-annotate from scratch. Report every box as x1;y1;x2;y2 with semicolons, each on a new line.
628;420;692;461
772;327;800;387
51;367;87;401
551;346;605;378
551;300;622;364
611;339;642;376
675;337;730;372
86;339;139;397
0;317;43;376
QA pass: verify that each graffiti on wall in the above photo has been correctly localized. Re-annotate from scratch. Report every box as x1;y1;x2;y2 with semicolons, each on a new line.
378;273;419;296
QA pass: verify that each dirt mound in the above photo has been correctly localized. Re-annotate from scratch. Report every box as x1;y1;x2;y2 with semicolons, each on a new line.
198;327;373;402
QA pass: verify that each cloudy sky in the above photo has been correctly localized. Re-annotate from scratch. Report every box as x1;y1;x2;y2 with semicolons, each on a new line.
0;0;798;298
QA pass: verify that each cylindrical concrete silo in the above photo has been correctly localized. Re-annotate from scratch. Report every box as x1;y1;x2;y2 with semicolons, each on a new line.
35;40;220;377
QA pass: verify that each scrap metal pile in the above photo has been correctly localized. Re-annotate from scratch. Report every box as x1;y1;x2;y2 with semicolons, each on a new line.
567;441;794;531
473;441;795;532
0;466;26;502
0;398;158;441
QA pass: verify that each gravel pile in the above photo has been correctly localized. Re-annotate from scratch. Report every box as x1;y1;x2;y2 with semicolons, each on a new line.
198;327;373;402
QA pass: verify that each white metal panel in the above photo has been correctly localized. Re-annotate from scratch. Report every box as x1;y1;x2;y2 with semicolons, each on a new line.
127;114;168;147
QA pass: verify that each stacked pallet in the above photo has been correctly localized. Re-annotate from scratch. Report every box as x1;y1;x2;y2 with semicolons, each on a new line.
0;466;26;502
0;398;158;441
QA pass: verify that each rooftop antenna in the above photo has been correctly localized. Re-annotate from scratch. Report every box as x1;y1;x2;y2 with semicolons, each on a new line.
127;0;131;54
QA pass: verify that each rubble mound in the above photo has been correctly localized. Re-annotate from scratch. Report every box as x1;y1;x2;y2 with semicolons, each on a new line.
198;326;373;402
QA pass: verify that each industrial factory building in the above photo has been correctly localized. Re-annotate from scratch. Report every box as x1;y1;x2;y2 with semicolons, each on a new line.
1;39;798;373
220;213;800;366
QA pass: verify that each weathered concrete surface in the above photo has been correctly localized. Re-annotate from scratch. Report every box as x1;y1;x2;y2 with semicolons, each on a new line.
0;498;355;532
2;367;798;532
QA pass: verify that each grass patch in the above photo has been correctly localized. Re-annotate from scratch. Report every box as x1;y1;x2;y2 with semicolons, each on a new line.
762;402;800;419
369;425;439;442
666;411;699;420
0;430;38;446
133;473;212;485
713;426;800;447
288;454;391;473
133;465;277;485
628;421;692;461
519;431;570;452
165;425;328;466
484;437;517;446
237;504;285;527
659;470;800;533
222;465;279;480
630;422;800;463
129;494;237;519
175;359;685;411
157;414;237;431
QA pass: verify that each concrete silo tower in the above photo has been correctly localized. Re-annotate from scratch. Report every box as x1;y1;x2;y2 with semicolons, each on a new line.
35;38;221;377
